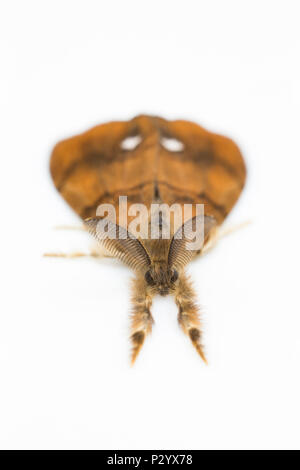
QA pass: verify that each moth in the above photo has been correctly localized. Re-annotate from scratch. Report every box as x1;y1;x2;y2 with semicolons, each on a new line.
49;115;246;363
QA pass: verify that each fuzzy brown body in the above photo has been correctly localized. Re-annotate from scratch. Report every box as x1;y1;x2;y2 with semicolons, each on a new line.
50;115;246;363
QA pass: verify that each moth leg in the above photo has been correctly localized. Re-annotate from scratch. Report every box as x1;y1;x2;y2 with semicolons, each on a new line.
130;276;154;365
175;273;207;364
43;249;112;258
53;225;86;231
201;219;251;255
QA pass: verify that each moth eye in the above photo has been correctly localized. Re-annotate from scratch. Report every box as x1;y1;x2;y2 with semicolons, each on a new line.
160;136;184;152
120;134;142;151
171;270;178;283
145;270;155;286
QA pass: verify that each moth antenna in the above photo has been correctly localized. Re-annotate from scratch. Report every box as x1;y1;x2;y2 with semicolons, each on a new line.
130;275;154;365
175;273;207;364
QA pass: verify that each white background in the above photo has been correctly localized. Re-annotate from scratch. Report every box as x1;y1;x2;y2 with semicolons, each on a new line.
0;0;300;450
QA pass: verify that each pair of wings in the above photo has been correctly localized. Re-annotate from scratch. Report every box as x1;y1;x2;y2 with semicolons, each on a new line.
50;115;246;224
85;215;216;273
50;115;246;270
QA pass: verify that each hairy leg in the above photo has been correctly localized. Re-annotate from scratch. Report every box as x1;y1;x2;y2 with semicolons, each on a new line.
174;273;207;363
130;276;154;365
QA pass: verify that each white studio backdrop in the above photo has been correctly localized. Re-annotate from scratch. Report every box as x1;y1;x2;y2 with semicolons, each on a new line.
0;0;299;450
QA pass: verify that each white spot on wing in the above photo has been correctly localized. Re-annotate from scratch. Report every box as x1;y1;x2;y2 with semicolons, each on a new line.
120;135;142;151
161;136;184;152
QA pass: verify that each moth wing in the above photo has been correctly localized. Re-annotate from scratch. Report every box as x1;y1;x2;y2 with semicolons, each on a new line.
50;118;152;220
50;115;246;227
155;117;247;225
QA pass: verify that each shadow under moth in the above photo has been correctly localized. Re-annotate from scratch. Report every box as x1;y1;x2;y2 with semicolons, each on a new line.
49;115;246;364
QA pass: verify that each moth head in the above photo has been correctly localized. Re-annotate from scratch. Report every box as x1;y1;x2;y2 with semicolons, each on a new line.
85;214;217;296
144;263;179;296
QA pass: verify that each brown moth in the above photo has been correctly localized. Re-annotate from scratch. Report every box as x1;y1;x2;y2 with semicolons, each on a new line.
50;115;246;364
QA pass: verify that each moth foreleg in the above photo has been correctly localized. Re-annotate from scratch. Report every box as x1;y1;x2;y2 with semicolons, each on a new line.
130;276;154;365
175;274;207;364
